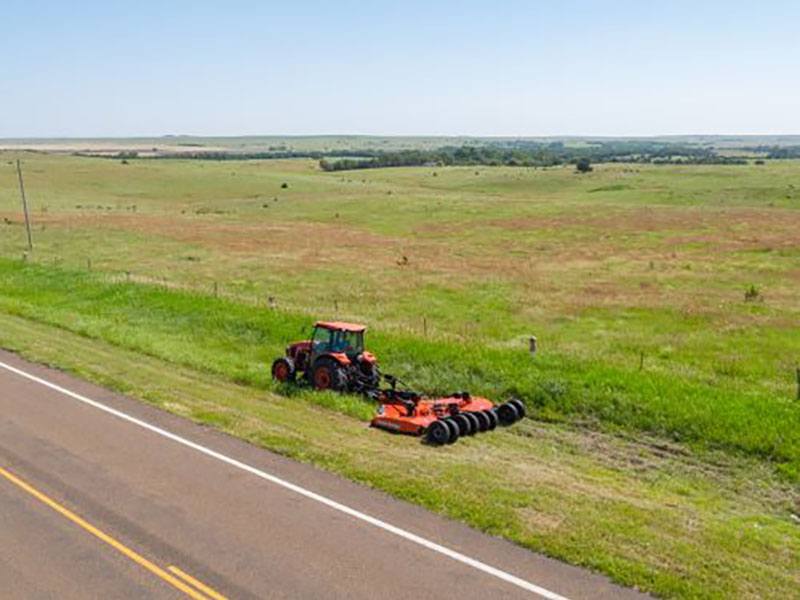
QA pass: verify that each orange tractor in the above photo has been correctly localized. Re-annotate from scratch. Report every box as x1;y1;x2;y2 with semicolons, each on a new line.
271;321;380;392
271;321;525;444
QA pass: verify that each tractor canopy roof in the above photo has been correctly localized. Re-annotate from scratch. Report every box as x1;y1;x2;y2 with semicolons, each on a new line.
315;320;366;333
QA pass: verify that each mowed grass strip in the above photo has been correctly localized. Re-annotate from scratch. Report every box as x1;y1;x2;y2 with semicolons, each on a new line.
0;310;798;600
0;258;798;481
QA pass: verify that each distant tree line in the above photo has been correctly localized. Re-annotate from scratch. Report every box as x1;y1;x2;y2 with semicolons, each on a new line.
742;145;800;159
318;141;750;171
82;140;760;169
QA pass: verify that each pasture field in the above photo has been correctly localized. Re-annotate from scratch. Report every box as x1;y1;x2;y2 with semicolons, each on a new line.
1;152;799;597
0;134;493;155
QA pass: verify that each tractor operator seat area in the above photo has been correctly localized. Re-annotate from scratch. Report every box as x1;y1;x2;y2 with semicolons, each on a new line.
332;329;364;355
311;326;364;355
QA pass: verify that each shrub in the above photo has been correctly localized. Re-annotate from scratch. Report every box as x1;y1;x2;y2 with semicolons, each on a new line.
744;284;761;302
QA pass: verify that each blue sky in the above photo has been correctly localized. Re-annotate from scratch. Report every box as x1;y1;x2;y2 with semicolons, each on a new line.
2;1;799;137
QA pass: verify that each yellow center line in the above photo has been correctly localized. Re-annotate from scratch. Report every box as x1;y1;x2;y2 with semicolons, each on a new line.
169;565;229;600
0;466;212;600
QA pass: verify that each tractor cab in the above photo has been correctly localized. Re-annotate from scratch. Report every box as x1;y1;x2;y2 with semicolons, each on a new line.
311;322;365;360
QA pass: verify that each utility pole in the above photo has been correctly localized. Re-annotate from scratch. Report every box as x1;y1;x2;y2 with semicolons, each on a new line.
16;160;33;251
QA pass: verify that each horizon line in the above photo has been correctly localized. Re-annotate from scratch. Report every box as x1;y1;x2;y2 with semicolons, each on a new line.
2;133;800;142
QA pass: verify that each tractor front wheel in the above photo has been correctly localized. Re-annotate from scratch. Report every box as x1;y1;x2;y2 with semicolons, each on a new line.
311;358;347;391
271;357;296;383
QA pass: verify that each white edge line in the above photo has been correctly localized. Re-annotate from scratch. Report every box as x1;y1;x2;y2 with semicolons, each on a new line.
0;358;570;600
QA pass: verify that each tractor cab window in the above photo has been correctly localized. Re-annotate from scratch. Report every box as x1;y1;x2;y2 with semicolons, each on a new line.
331;330;363;355
312;327;333;353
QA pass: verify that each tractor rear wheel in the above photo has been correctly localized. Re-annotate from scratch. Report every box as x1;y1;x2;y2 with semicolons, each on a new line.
311;358;347;391
359;360;381;389
271;357;296;383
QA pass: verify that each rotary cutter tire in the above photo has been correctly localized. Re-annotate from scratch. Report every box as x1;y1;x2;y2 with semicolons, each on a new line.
509;398;527;419
463;412;480;435
485;409;498;430
442;418;460;444
473;411;491;432
443;416;460;437
497;402;520;425
452;414;473;436
426;421;450;445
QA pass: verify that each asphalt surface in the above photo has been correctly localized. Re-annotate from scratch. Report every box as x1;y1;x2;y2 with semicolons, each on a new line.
0;349;647;599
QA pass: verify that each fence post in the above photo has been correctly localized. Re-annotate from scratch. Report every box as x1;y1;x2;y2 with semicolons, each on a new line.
16;160;33;251
796;368;800;401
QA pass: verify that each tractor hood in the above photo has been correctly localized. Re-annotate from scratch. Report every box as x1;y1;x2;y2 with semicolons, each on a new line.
287;340;311;354
359;351;377;364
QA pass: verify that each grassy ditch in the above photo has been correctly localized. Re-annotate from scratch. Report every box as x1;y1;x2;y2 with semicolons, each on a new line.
1;299;799;599
0;258;798;481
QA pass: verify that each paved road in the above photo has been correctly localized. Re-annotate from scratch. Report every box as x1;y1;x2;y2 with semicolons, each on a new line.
0;349;646;599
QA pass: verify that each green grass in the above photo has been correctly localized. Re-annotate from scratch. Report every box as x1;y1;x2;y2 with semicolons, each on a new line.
0;259;798;480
